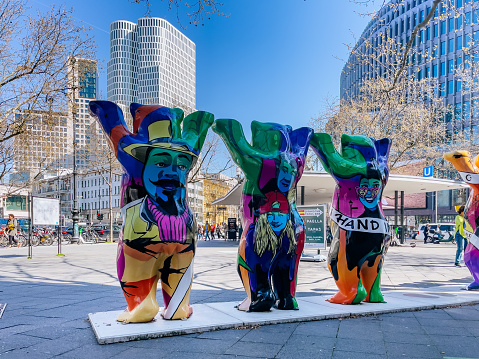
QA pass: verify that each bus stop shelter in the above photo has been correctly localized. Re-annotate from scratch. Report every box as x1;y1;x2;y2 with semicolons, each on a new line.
212;172;468;243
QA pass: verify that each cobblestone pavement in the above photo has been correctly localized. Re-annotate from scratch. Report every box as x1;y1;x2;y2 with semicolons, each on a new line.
0;239;478;358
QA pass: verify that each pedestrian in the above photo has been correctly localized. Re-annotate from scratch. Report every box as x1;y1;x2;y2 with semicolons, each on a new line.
210;223;216;239
454;205;467;267
6;214;19;248
423;223;430;244
204;221;211;241
238;222;243;240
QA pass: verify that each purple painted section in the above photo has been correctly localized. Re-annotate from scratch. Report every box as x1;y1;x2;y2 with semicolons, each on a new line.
465;243;479;290
117;240;126;281
240;194;254;231
147;198;188;243
259;159;276;189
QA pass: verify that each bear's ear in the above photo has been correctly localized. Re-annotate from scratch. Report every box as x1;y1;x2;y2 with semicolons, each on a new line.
130;103;143;118
130;103;144;134
375;138;392;163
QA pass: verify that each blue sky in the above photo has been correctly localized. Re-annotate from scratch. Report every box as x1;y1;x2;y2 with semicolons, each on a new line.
32;0;379;130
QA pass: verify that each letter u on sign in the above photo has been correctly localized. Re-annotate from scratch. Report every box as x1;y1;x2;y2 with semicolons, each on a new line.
423;166;433;177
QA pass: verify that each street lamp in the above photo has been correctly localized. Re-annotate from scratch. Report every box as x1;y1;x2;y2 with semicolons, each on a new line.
70;57;80;242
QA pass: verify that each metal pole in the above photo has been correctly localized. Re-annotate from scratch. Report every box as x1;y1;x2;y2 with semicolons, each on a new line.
28;193;32;259
394;190;398;234
400;190;405;244
98;176;101;223
434;191;438;223
71;58;79;243
301;186;305;206
58;173;62;255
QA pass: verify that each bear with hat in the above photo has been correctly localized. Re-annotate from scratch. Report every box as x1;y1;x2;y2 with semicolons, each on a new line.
89;101;213;323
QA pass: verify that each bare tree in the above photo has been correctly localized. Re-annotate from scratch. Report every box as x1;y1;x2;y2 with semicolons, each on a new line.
312;36;451;172
310;0;466;174
129;0;227;27
0;0;95;186
169;97;234;183
81;123;122;242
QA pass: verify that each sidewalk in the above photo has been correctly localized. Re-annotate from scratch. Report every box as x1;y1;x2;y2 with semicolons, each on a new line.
1;239;478;358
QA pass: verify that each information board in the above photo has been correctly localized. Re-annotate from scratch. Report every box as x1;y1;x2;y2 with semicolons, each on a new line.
298;205;327;250
32;197;59;225
227;217;237;239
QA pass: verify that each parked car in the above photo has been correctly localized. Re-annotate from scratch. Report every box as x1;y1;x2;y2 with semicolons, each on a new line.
92;224;121;241
416;223;455;242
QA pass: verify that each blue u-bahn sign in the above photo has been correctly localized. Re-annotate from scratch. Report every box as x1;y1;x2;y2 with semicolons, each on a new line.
423;166;434;177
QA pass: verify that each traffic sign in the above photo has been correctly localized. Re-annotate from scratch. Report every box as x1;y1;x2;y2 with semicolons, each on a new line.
423;166;434;177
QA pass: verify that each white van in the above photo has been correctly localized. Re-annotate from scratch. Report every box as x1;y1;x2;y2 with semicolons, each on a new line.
416;223;455;242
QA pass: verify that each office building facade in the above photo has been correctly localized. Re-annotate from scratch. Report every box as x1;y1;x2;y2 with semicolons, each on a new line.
107;17;196;119
340;0;475;225
12;58;98;182
340;0;479;139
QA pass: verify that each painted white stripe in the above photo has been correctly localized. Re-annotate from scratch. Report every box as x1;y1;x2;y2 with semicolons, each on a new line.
329;207;389;234
469;233;479;250
459;171;479;184
163;259;193;320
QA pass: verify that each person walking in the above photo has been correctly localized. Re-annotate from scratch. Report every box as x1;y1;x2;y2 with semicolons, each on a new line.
423;223;430;244
454;205;467;267
204;221;211;241
210;223;216;239
6;214;19;248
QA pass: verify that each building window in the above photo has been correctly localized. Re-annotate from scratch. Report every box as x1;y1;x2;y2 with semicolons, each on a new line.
466;11;472;26
448;80;454;94
457;14;463;29
457;35;463;50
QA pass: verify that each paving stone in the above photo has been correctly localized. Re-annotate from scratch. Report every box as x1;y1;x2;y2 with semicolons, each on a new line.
444;307;479;320
0;333;46;354
382;331;433;345
415;318;467;328
197;328;250;341
0;348;56;359
384;342;443;358
334;337;387;355
224;341;282;358
332;350;385;359
336;324;384;341
240;328;294;344
57;342;131;359
293;320;340;338
420;323;474;336
277;340;334;359
278;333;337;352
429;334;479;358
413;309;452;320
174;337;239;355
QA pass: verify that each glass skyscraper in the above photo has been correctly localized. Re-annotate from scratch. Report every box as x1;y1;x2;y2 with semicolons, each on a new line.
107;17;196;116
340;0;479;140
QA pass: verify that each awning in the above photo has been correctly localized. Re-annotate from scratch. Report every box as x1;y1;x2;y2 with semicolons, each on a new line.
212;172;468;206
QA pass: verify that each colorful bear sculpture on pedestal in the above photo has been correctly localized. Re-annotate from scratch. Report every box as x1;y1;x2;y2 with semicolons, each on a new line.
444;151;479;290
311;133;392;304
213;119;313;311
89;101;214;322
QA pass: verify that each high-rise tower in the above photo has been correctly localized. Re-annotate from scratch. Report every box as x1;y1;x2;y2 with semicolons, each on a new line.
107;17;196;118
